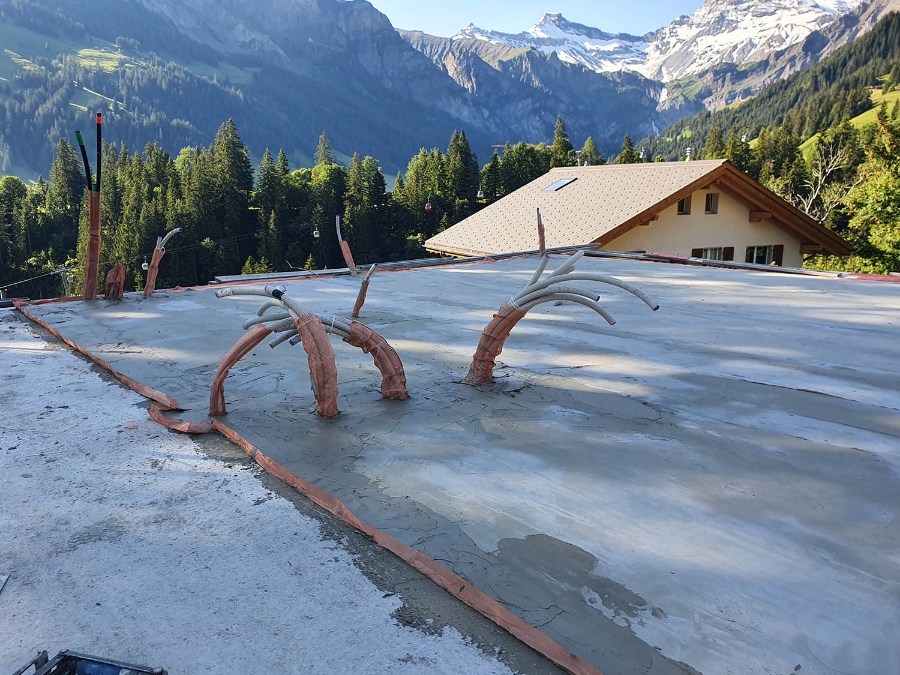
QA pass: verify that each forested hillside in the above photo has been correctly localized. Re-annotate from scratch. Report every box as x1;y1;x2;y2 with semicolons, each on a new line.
0;118;574;299
636;12;900;160
0;0;490;179
624;12;900;275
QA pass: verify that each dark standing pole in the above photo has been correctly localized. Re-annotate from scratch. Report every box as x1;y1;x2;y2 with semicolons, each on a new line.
95;113;102;189
75;131;92;190
82;113;103;299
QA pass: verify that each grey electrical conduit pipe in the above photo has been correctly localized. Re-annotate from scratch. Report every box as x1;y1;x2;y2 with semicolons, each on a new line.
155;227;183;251
526;255;552;287
256;299;287;316
516;290;616;325
243;311;291;330
549;249;585;277
239;306;355;347
514;273;659;311
275;319;355;349
519;294;616;325
216;285;314;318
516;284;605;307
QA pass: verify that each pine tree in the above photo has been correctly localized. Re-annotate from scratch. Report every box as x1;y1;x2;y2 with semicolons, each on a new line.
844;104;900;273
315;133;334;166
480;151;502;201
257;210;279;268
616;135;639;164
724;127;753;172
241;256;258;275
276;149;290;177
212;120;253;258
579;137;603;166
303;253;317;271
701;126;726;159
397;147;448;239
0;176;27;276
446;130;480;221
310;162;347;268
500;142;551;194
46;140;87;238
550;116;576;168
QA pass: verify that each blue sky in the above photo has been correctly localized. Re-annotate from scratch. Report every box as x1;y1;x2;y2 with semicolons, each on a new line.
366;0;701;37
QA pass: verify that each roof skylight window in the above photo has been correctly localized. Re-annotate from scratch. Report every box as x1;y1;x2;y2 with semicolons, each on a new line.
543;178;577;191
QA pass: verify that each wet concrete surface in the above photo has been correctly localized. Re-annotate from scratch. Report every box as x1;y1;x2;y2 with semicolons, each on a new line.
25;256;900;675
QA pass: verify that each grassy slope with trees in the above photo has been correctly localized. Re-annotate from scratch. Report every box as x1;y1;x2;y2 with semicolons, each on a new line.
0;0;487;181
631;12;900;274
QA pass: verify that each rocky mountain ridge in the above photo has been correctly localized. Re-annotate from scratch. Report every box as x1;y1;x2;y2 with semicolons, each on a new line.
1;0;897;178
448;1;868;82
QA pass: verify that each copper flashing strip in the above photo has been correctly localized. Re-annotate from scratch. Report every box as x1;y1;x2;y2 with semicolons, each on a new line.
210;325;274;417
148;402;212;434
207;418;602;675
13;300;604;675
351;278;370;318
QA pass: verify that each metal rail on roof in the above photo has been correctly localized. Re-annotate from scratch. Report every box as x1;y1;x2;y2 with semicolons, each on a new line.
210;245;599;285
581;250;846;278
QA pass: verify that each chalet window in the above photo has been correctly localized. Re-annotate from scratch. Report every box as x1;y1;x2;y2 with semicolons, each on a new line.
705;193;719;214
677;195;692;215
746;245;773;265
690;247;733;261
694;247;723;260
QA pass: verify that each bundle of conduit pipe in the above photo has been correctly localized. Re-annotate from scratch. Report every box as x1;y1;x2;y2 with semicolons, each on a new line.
144;227;183;298
352;263;378;318
213;285;408;419
463;250;660;385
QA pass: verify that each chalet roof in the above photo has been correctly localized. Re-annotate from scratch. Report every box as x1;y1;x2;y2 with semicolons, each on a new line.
425;160;852;258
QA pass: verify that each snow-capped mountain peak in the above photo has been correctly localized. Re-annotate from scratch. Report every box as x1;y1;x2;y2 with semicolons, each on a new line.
643;0;868;80
452;1;867;81
452;13;648;74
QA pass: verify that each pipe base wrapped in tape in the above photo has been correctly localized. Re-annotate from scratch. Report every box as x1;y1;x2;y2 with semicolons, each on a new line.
351;278;371;318
340;240;357;275
104;263;126;300
345;321;408;400
295;314;340;419
463;302;527;385
84;191;102;299
143;248;166;298
210;325;273;416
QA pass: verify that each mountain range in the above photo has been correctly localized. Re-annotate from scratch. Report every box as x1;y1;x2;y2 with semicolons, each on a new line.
450;0;864;81
0;0;898;179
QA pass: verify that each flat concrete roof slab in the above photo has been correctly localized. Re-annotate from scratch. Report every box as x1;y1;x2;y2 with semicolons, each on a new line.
25;256;900;675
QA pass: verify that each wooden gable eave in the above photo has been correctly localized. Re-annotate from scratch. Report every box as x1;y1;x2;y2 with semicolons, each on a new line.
714;166;853;257
594;164;732;246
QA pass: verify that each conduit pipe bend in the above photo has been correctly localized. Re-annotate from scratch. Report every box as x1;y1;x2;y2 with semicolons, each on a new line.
352;263;379;318
463;253;659;385
215;285;409;416
513;273;659;311
216;285;337;418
